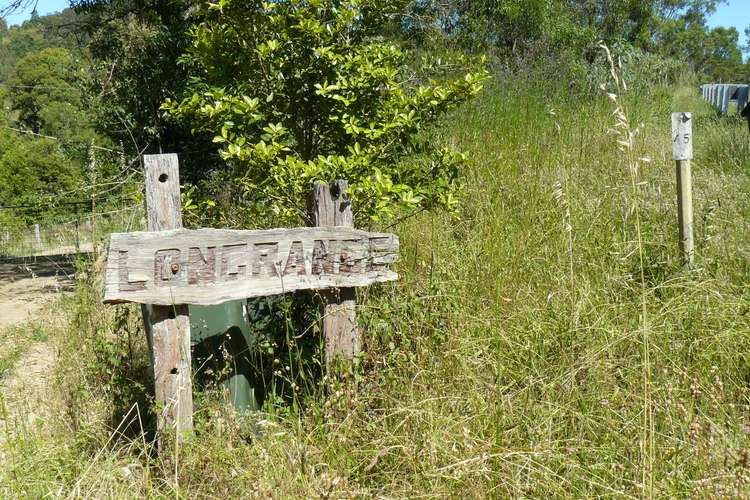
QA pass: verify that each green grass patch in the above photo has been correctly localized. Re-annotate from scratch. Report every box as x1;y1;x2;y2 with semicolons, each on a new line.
0;322;48;382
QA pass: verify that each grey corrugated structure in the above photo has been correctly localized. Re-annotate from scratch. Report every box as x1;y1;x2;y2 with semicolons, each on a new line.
738;86;749;116
700;83;749;116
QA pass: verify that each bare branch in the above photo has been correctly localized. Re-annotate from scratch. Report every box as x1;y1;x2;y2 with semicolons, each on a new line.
0;0;39;21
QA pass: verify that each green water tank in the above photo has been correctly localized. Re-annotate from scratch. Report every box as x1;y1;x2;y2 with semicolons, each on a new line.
142;300;262;412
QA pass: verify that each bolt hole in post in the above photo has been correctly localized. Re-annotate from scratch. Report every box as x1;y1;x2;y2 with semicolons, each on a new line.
159;173;168;183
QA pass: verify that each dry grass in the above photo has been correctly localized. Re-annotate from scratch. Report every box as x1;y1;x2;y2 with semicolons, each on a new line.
2;69;750;498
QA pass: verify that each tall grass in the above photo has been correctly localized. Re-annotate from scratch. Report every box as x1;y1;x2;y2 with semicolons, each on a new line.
2;67;750;497
598;43;656;497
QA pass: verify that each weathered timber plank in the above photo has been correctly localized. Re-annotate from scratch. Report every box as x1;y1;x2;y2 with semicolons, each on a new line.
142;154;193;437
313;181;359;362
104;226;399;305
145;154;183;231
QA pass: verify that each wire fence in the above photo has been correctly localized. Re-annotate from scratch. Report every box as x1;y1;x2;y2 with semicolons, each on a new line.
0;205;145;258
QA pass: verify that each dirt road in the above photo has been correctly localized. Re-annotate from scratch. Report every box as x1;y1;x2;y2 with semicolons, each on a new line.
0;254;77;329
0;252;80;462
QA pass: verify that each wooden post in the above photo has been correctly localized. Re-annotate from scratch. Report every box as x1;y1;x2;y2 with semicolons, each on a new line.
672;112;694;267
89;143;98;255
311;181;359;363
34;224;41;248
75;215;80;253
143;154;193;439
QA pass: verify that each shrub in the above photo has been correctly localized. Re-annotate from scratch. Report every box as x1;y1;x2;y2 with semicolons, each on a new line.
164;0;487;224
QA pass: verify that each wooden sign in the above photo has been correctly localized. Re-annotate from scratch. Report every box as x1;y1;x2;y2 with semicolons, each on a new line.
104;226;399;305
671;112;693;161
103;153;399;440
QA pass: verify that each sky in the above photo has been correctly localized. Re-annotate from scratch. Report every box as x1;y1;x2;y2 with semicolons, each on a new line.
1;0;749;51
2;0;69;26
707;0;750;51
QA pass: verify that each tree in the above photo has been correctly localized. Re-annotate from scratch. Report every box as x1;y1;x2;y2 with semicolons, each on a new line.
654;0;724;21
8;47;87;135
564;0;656;48
606;0;748;81
661;20;744;81
0;9;90;82
701;27;745;81
404;0;593;54
0;24;45;81
71;0;219;180
165;0;487;224
0;134;83;220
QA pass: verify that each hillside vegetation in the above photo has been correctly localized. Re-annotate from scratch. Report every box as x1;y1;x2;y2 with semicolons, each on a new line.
2;68;750;496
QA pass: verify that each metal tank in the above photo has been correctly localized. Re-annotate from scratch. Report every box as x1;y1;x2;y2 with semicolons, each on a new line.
143;300;262;412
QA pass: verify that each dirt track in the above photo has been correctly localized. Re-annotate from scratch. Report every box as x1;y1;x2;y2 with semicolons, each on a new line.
0;254;77;329
0;252;80;461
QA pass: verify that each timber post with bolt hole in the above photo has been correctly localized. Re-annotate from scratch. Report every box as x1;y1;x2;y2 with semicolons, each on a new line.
311;180;359;364
143;154;194;443
672;112;694;267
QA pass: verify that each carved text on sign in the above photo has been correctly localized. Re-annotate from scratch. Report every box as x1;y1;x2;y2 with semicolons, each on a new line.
105;227;399;305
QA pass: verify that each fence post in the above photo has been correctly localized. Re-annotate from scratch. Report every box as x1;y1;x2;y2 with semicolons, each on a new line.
672;112;694;267
89;144;97;254
34;224;41;248
311;180;359;363
143;154;193;443
75;214;80;253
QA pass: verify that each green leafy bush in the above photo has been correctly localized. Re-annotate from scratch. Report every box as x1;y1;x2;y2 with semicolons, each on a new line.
164;0;487;224
0;133;83;222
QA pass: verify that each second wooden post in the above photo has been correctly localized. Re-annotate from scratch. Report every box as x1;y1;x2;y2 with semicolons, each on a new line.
311;180;360;363
143;154;193;438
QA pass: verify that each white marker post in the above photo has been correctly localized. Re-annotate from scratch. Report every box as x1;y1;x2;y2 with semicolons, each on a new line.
672;112;694;267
